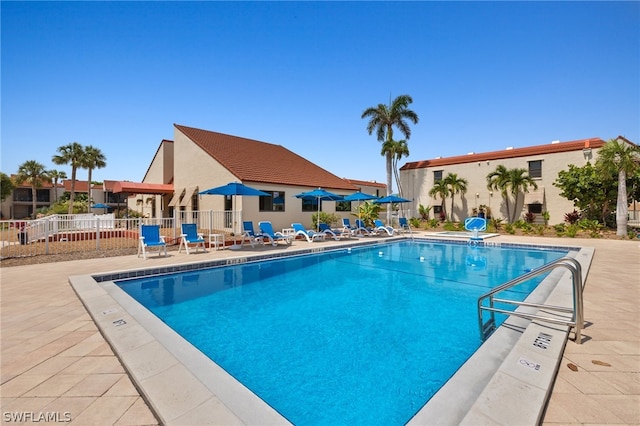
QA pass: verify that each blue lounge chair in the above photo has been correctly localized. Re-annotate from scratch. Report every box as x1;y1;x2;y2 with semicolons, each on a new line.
241;221;265;248
374;219;397;236
258;221;293;246
138;224;167;259
179;223;206;254
355;219;374;236
319;223;350;240
398;217;411;234
342;218;357;236
292;223;325;242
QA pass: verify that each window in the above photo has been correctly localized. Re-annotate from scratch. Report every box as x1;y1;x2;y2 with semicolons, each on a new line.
36;189;50;202
528;203;543;214
259;191;285;212
528;160;542;179
335;201;351;212
302;198;320;212
433;170;443;182
433;205;442;215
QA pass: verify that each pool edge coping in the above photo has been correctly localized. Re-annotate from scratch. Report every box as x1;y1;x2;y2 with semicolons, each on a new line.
69;237;593;425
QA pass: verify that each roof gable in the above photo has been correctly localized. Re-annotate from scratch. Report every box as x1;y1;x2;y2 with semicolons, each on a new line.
401;138;606;170
174;124;356;191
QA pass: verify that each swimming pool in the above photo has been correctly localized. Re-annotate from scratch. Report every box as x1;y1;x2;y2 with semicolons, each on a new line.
114;240;568;425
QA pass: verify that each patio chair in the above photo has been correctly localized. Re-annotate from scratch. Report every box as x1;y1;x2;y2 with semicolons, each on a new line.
355;219;374;236
138;224;167;259
374;219;398;236
342;218;357;236
178;223;206;254
292;223;325;242
258;221;293;246
319;223;350;240
398;217;411;234
241;221;265;248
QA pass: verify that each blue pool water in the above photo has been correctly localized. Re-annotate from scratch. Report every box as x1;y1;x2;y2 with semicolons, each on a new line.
117;241;568;425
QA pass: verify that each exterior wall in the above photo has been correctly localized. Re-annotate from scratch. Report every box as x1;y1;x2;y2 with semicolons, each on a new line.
400;147;598;224
136;140;174;218
2;185;63;219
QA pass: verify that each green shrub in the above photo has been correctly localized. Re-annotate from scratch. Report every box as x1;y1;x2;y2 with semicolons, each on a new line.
553;223;566;236
427;218;439;229
505;223;515;234
443;221;456;231
409;217;421;228
490;217;503;230
535;224;546;236
565;224;579;238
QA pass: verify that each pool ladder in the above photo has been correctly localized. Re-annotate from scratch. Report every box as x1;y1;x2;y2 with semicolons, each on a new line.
477;257;585;344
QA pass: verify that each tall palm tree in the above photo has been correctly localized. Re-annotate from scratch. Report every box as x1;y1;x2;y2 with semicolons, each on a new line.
429;179;449;220
596;138;640;236
52;142;85;214
444;173;468;222
508;168;538;223
362;94;419;221
82;145;107;209
14;160;50;218
487;165;511;222
48;169;67;203
381;139;410;197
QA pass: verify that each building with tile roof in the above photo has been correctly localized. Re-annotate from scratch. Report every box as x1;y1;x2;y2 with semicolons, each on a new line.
399;136;636;224
136;124;363;231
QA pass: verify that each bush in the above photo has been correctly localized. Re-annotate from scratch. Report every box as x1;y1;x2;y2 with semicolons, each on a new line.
553;223;566;236
505;223;515;234
312;212;340;228
565;224;579;238
409;217;421;228
490;217;503;230
443;221;456;231
427;218;439;229
534;224;546;236
524;211;536;224
564;210;581;224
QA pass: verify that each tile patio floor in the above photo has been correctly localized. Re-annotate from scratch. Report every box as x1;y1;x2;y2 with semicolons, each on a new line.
1;235;638;425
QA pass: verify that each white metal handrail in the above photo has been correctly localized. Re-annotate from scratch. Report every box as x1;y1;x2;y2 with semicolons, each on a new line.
478;257;584;343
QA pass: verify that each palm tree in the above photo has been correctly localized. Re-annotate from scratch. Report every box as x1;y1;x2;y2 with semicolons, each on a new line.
382;139;410;197
362;94;419;221
429;180;449;220
48;169;67;203
14;160;50;218
487;165;511;222
82;145;107;210
52;142;85;214
508;168;538;223
596;138;640;236
443;173;468;221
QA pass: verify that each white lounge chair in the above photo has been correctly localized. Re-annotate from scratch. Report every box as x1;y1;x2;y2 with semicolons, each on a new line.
241;221;265;248
292;223;325;242
319;223;350;240
258;221;293;246
374;219;398;236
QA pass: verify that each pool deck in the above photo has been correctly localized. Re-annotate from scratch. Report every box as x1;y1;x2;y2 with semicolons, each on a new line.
1;234;638;425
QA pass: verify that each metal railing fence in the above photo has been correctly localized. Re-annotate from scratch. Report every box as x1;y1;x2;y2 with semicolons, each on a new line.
0;210;241;259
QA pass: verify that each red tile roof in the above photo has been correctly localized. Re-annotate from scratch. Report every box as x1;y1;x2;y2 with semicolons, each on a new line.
175;124;357;191
344;178;386;189
400;138;607;170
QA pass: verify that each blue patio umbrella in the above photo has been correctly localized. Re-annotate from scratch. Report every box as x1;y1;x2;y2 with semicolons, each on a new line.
344;192;378;221
199;182;270;197
373;195;411;204
91;203;110;210
295;188;344;231
199;182;271;245
374;195;412;225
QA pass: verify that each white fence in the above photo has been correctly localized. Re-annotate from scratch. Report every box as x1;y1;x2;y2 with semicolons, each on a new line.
0;210;241;259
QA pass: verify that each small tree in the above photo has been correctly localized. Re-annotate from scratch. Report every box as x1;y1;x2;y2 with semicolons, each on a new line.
596;138;640;236
1;172;15;203
14;161;51;218
443;173;468;222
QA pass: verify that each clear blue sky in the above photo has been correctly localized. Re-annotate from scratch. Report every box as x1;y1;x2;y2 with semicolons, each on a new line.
2;1;638;189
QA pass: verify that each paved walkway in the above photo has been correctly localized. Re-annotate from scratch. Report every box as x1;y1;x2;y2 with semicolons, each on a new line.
1;235;638;425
